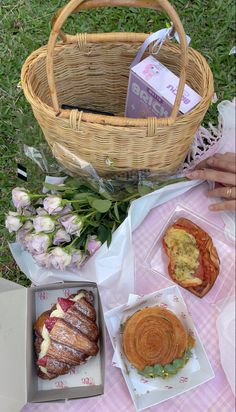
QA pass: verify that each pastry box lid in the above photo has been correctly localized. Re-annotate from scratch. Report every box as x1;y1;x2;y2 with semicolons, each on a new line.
0;279;105;409
0;278;28;411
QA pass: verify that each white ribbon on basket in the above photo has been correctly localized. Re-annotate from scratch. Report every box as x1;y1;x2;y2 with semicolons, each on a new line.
131;23;191;68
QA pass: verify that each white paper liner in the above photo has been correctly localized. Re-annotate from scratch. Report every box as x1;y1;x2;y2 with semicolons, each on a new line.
105;285;214;411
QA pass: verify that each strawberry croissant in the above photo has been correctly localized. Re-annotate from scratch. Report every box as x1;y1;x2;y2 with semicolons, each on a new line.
34;290;99;379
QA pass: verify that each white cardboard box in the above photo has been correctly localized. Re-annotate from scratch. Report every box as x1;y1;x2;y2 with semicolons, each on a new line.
0;279;105;411
105;285;214;411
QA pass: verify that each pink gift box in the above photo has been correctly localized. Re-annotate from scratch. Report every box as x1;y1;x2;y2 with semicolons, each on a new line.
125;55;201;119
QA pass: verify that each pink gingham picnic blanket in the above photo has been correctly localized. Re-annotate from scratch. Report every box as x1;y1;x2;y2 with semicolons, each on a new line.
22;183;235;412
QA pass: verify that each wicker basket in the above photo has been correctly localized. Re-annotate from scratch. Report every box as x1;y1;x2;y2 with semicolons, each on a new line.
21;0;214;178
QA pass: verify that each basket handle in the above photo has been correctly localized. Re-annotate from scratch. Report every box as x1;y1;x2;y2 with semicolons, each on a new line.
47;0;188;125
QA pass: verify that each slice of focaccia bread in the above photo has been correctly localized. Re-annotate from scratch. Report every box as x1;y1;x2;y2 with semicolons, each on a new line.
163;218;220;297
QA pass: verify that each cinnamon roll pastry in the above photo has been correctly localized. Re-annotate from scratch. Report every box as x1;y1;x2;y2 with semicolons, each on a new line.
34;289;99;380
123;307;189;372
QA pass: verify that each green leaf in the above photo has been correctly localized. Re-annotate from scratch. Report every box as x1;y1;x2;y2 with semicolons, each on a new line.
72;193;90;201
87;195;99;206
71;202;81;211
124;185;137;194
107;228;112;247
142;366;154;376
120;202;129;213
153;364;165;377
112;221;117;233
138;184;152;197
172;358;185;369
43;183;67;191
86;220;100;227
164;364;178;375
99;189;114;200
91;199;112;213
64;190;80;199
113;202;120;221
66;178;83;188
98;225;109;243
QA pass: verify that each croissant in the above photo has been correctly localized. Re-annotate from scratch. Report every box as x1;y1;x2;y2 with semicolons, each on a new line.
123;306;188;371
163;218;220;297
34;289;99;380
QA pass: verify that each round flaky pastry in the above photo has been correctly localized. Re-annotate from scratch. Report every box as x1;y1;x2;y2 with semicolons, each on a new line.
123;306;188;371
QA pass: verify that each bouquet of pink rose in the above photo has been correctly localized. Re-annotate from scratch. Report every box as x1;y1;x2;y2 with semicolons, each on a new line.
5;177;136;271
5;177;186;271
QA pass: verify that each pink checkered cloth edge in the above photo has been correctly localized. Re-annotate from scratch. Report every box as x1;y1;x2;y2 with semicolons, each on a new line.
22;183;235;412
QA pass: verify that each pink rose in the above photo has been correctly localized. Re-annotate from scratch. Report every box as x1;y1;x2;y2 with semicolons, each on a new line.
86;235;102;255
5;211;23;232
43;196;64;215
36;207;48;216
53;228;71;246
12;187;31;209
27;233;51;255
60;214;83;236
68;249;86;271
16;221;33;249
49;247;71;270
22;205;36;216
33;215;55;233
33;253;50;268
60;203;73;216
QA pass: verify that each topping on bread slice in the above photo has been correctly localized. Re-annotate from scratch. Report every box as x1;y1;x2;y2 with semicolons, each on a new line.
163;218;220;297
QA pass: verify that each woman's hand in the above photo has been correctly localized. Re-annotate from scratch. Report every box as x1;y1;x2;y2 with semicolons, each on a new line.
186;152;236;211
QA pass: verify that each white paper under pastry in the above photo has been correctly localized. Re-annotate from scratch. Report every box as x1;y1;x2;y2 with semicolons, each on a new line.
105;286;214;411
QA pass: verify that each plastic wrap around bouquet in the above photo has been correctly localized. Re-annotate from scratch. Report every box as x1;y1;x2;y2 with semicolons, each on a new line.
8;176;204;316
6;176;190;272
5;179;138;272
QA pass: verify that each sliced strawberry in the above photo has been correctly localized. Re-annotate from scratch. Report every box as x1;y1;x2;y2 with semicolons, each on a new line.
45;317;58;332
58;297;75;312
37;355;48;367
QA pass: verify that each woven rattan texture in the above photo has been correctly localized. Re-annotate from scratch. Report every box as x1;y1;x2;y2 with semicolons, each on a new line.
22;36;213;177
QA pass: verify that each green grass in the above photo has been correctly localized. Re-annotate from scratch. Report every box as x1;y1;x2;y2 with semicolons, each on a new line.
0;0;235;285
